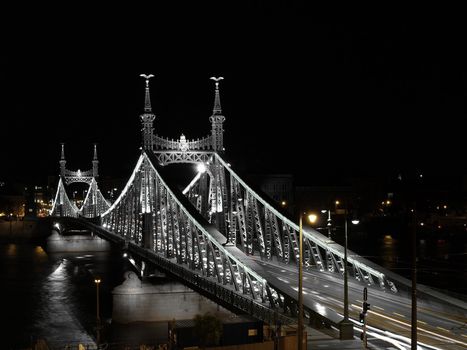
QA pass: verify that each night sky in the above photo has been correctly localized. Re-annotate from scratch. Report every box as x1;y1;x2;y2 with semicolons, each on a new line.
2;8;467;186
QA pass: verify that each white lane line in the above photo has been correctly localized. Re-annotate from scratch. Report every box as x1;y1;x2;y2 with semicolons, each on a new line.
368;309;467;347
436;326;451;333
373;305;384;311
393;312;406;318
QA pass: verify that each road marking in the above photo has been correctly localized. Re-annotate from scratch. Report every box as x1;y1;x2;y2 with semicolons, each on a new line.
462;334;467;338
393;312;406;318
417;320;427;325
436;326;451;333
373;305;384;311
356;299;363;303
369;309;467;347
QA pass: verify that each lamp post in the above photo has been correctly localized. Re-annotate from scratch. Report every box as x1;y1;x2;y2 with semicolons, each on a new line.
298;214;304;350
411;203;417;350
94;277;101;345
297;213;318;350
339;209;357;340
9;213;13;235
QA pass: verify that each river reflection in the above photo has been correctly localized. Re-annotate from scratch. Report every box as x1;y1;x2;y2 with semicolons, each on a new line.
0;233;125;348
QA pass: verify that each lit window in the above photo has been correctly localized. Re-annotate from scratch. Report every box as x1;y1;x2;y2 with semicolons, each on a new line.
248;329;258;336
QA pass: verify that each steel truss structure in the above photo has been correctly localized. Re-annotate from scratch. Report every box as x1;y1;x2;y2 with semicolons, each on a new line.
52;75;401;330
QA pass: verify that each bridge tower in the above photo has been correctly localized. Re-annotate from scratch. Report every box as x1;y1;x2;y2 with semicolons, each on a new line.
140;74;156;151
209;77;225;152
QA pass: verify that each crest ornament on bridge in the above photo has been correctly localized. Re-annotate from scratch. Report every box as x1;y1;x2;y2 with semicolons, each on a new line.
179;134;189;152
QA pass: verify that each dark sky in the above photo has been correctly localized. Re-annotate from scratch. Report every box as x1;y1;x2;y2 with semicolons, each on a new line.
2;7;467;186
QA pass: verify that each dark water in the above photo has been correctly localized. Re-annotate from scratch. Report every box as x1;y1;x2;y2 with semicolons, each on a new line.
0;229;466;348
0;235;129;349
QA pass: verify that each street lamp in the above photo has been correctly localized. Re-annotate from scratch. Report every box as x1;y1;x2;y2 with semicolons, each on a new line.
297;212;317;350
298;214;304;350
339;210;358;340
94;277;101;345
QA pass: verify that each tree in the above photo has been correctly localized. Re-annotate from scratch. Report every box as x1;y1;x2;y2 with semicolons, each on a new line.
193;312;222;349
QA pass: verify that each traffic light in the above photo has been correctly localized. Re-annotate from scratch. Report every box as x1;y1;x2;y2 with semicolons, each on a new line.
359;312;365;323
363;301;371;314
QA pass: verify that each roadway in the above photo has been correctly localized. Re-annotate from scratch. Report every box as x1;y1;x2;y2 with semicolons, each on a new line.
251;257;467;350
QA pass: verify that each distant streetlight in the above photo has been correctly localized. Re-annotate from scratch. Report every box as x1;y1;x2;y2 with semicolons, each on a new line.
307;213;318;224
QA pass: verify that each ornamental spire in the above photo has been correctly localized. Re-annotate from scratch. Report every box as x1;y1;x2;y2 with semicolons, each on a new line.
60;143;65;160
92;143;99;178
59;143;66;177
140;73;155;112
210;76;224;115
93;143;98;160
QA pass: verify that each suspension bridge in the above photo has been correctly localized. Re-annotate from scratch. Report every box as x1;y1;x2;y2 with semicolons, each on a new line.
50;75;467;349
